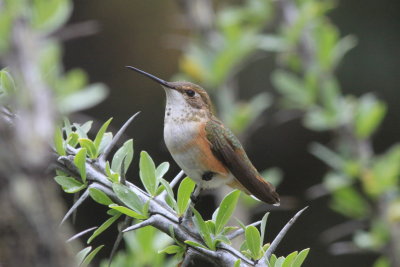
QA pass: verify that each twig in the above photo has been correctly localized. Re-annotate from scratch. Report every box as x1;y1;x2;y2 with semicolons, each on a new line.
99;112;140;163
157;170;184;201
120;157;126;185
122;216;157;233
170;170;185;189
226;220;262;240
53;21;100;41
66;226;98;243
260;207;308;264
72;192;80;224
60;189;90;225
108;216;132;267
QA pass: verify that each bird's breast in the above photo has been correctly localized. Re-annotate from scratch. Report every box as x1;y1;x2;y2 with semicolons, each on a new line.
164;120;232;188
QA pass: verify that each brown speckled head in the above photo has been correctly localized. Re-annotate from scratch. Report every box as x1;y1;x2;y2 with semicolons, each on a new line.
166;81;212;111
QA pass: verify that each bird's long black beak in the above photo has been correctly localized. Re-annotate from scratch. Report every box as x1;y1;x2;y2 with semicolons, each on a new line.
126;66;176;89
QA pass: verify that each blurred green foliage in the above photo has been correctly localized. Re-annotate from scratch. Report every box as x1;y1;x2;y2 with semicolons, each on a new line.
0;0;107;115
176;0;399;266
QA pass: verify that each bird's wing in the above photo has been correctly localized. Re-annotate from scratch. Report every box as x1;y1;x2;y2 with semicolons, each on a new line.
205;118;280;205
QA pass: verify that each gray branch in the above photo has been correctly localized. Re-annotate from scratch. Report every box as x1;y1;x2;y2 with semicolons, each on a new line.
258;207;308;265
55;145;307;267
55;153;252;266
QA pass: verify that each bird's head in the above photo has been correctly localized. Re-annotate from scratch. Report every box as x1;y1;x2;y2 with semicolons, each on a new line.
126;66;213;114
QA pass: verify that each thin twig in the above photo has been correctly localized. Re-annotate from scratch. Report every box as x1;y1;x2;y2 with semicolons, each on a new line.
66;226;98;243
260;207;308;263
108;216;132;267
60;189;90;225
72;192;80;224
122;216;156;233
99;112;140;163
157;170;184;201
181;249;195;267
120;157;126;185
170;170;185;189
53;21;100;41
226;220;262;240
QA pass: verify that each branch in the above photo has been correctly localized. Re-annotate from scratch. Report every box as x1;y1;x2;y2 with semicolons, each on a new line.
122;216;157;233
55;152;251;267
258;207;308;265
53;115;308;267
66;226;98;243
98;111;140;164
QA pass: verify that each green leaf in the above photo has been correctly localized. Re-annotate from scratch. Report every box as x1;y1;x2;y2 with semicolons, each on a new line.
80;245;104;267
214;234;231;245
261;212;269;245
192;208;214;250
67;132;79;147
269;254;277;267
108;204;147;219
206;220;216;235
32;0;72;35
0;13;11;54
184;240;209;250
54;176;86;193
272;70;309;107
106;208;121;216
142;200;150;217
76;246;91;266
87;213;121;244
159;178;177;211
112;183;144;215
282;251;298;267
105;161;119;183
215;190;240;234
79;138;97;159
177;177;196;216
98;132;113;155
373;257;390;267
158;245;183;255
73;122;89;139
245;225;262;260
74;148;87;183
156;162;170;180
292;248;310;267
54;126;66;156
80;121;93;134
139;151;158;196
331;187;369;218
367;145;400;197
275;256;285;267
58;83;108;114
111;139;134;175
89;188;113;206
0;68;16;95
234;259;241;267
93;118;112;155
355;94;386;139
222;226;238;235
63;117;73;136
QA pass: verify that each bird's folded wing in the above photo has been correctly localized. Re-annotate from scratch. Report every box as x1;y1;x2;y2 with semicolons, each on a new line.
205;119;280;205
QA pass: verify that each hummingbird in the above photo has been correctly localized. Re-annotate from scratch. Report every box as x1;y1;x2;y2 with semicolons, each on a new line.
127;66;280;205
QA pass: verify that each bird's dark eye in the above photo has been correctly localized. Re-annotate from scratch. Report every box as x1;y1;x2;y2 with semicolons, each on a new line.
186;90;195;97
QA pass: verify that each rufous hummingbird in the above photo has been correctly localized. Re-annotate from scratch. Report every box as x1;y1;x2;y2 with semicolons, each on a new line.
127;66;280;205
